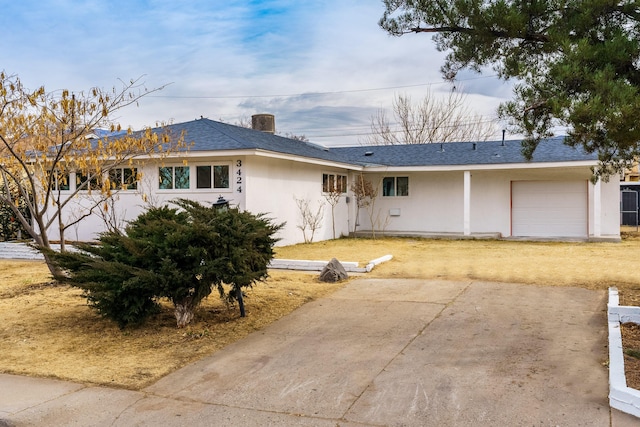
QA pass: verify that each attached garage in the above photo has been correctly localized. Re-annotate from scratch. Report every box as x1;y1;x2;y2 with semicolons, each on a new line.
511;181;588;238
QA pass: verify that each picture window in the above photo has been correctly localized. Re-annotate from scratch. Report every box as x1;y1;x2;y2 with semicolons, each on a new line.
49;169;70;191
109;167;138;190
76;170;101;191
322;173;347;193
382;176;409;197
196;165;230;189
159;166;190;190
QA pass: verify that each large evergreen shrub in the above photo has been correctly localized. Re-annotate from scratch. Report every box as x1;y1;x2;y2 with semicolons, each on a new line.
49;200;282;328
0;181;31;241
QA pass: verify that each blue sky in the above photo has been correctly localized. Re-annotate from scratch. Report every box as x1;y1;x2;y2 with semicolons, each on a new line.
1;0;515;146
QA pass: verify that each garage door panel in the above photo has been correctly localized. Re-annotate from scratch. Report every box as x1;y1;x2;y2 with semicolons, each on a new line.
512;181;587;237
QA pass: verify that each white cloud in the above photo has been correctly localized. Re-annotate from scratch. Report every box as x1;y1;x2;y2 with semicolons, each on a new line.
1;0;517;145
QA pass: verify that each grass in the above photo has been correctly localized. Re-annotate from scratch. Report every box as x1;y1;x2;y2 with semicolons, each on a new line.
2;235;640;389
277;235;640;299
624;349;640;360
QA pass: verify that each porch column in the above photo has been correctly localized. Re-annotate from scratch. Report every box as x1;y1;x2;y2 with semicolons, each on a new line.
593;179;601;237
464;170;471;236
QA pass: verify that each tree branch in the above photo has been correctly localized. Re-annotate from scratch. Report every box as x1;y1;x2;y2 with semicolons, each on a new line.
410;25;550;43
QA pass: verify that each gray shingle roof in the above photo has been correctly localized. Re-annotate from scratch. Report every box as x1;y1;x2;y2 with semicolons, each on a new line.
160;118;350;165
330;137;598;167
148;119;598;168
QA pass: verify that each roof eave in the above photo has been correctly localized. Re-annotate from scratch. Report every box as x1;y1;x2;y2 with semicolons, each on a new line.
253;149;363;170
361;160;598;173
138;148;364;170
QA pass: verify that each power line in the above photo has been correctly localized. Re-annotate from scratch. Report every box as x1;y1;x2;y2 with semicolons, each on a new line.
301;117;503;139
148;75;499;99
290;114;501;135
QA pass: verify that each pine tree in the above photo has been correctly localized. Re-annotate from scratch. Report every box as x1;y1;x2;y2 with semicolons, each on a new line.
380;0;640;178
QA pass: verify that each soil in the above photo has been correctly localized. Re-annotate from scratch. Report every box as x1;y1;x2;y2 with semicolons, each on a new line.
621;322;640;390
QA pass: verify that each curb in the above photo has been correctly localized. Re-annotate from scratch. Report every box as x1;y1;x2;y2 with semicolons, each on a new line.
269;255;393;273
608;287;640;418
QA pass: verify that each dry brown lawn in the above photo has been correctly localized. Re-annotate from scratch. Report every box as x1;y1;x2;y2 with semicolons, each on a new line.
2;235;640;390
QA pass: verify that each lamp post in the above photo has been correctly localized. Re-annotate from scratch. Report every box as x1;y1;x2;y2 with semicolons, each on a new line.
211;194;245;316
212;195;229;211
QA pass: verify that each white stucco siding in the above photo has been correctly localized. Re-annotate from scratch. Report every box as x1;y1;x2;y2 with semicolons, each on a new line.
243;156;350;246
355;172;464;233
591;176;620;238
45;190;148;242
356;171;512;236
353;166;618;240
469;172;512;235
43;153;619;244
46;156;247;242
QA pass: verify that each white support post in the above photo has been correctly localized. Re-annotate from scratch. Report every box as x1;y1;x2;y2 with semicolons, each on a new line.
593;179;602;237
464;170;471;236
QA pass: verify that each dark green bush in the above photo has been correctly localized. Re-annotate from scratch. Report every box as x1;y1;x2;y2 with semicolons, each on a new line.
49;200;282;328
0;182;31;241
48;250;161;328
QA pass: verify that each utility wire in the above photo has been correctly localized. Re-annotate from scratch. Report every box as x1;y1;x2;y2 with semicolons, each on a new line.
148;75;499;99
299;117;502;139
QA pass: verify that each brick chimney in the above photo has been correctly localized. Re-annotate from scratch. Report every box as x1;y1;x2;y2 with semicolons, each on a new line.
251;114;275;134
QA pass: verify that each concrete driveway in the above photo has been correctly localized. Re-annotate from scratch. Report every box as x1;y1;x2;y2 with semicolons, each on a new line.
1;279;638;426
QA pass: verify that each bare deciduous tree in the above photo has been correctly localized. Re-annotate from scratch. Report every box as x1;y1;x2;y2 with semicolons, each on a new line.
350;174;376;234
350;174;388;238
282;132;309;142
294;197;324;243
323;189;341;239
0;72;186;276
364;89;497;145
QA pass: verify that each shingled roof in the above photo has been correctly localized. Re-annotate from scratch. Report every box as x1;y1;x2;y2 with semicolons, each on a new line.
330;137;598;167
162;118;350;165
150;119;598;168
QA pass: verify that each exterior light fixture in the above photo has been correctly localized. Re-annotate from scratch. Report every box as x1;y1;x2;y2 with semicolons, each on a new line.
212;195;229;211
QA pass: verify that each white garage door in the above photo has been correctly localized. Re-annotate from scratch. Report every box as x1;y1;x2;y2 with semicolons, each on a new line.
512;181;588;237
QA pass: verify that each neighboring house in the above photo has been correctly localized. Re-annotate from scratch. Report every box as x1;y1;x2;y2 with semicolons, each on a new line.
622;162;640;182
620;162;640;226
621;181;640;227
46;115;620;245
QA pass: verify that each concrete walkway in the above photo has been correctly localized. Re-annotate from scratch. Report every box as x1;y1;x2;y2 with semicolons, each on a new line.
1;279;638;426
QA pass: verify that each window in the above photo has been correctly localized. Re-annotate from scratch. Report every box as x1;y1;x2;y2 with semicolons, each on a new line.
382;176;409;197
196;165;230;189
214;165;230;189
109;167;137;190
196;166;211;189
159;166;190;189
322;173;347;193
76;170;101;191
49;169;70;191
336;174;347;193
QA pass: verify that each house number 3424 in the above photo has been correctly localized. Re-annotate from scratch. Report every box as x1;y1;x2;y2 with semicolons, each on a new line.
236;160;242;193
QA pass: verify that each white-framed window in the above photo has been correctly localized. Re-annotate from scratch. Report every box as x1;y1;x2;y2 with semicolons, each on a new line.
49;169;70;191
322;173;347;193
109;167;138;190
196;164;230;189
76;170;102;191
382;176;409;197
158;166;190;190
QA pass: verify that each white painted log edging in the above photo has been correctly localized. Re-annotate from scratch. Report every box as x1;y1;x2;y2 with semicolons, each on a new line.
365;254;393;272
0;242;395;274
269;255;393;273
608;287;640;418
